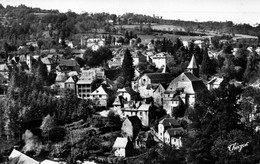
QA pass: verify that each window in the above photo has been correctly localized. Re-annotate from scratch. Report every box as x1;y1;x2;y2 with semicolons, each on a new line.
99;95;102;98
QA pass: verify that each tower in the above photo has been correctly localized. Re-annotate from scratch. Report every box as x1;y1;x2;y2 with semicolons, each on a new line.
187;54;199;77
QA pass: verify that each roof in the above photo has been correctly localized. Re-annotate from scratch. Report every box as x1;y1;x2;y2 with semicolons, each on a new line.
41;159;60;164
159;118;181;127
55;73;67;82
9;149;39;164
67;71;78;77
91;85;108;95
58;59;79;67
41;57;52;65
183;72;201;81
137;104;150;111
76;79;94;84
125;87;138;97
208;77;224;85
127;116;142;126
65;76;75;83
166;127;184;136
113;137;128;148
144;73;176;84
187;54;198;69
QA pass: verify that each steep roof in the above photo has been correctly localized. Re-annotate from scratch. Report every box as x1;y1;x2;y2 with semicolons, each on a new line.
91;85;108;95
9;149;39;164
183;72;201;81
127;116;142;127
166;127;184;136
65;76;75;83
59;59;79;67
145;73;176;84
208;77;224;85
159;118;181;128
187;54;198;69
113;137;128;148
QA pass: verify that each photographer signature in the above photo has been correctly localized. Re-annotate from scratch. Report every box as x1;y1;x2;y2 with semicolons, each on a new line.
228;142;249;152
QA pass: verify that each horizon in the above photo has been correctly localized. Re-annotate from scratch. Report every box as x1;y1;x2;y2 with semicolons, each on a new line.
1;0;260;26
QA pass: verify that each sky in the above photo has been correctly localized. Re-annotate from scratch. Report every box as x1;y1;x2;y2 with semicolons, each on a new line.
1;0;259;25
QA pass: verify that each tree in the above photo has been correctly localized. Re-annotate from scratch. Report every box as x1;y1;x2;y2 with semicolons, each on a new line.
185;83;254;164
40;114;56;139
37;40;43;50
122;49;134;85
201;47;217;78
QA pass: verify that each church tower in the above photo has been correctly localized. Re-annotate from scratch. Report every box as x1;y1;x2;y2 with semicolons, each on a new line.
187;54;199;77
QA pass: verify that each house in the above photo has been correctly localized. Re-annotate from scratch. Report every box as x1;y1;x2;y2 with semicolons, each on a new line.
116;87;139;102
56;59;80;73
0;63;9;81
207;77;224;90
55;72;67;88
84;38;105;49
121;116;142;142
137;73;176;98
135;130;154;149
151;52;167;69
163;93;185;116
76;78;95;99
164;127;184;149
152;84;166;106
121;102;150;126
41;57;54;73
165;72;206;108
113;137;132;157
90;85;109;106
64;76;77;90
81;68;105;80
158;117;181;142
9;149;39;164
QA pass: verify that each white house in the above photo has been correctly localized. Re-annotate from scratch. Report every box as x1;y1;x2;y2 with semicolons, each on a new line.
207;77;224;90
90;85;109;107
158;117;181;142
164;127;183;149
121;102;150;126
113;137;132;157
151;52;167;69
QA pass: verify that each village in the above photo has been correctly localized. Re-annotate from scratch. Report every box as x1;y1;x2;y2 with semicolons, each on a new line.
1;4;260;164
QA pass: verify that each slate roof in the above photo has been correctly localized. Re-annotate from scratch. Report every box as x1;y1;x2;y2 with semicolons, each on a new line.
187;54;198;69
159;118;181;128
127;116;142;127
208;77;224;85
113;137;128;148
183;72;201;81
145;73;176;84
58;59;79;67
166;127;184;136
167;72;206;94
